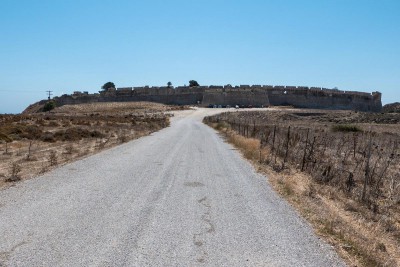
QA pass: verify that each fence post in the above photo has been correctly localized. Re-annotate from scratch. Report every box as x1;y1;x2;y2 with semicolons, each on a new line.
301;128;310;172
253;120;256;138
270;125;276;163
27;141;33;160
282;126;291;168
353;133;358;158
362;131;373;202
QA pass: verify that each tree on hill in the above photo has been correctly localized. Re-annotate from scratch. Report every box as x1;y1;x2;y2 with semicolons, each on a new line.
189;80;199;87
43;101;56;112
101;82;115;90
167;81;172;88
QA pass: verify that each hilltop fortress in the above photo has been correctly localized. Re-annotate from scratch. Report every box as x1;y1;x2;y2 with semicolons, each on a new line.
48;84;382;112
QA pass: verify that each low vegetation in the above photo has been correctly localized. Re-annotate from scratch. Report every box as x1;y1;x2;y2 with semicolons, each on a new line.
42;100;56;112
331;124;362;132
383;102;400;113
0;102;176;188
204;109;400;267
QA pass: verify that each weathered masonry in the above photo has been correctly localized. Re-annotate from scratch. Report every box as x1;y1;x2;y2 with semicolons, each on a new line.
49;85;382;112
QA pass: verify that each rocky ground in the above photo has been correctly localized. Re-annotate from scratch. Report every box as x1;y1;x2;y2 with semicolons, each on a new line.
0;102;179;188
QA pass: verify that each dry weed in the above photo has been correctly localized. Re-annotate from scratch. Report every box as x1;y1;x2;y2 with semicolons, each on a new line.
48;151;58;166
6;162;22;182
64;144;74;154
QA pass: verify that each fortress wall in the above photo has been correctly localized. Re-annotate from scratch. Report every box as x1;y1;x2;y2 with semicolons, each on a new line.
264;88;381;111
206;88;224;93
90;93;203;106
133;87;148;94
263;85;274;89
345;91;371;96
50;85;382;112
175;87;205;94
267;92;339;109
267;90;308;106
209;85;224;89
115;86;206;96
116;88;133;96
203;91;270;107
321;88;345;94
54;95;100;106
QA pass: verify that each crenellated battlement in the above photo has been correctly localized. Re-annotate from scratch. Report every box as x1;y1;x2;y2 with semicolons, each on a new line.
54;84;382;112
109;84;380;101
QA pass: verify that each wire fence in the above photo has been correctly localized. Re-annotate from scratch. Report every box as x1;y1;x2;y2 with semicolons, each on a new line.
204;114;400;210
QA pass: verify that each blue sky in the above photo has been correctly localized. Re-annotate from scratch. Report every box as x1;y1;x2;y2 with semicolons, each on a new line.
1;0;399;113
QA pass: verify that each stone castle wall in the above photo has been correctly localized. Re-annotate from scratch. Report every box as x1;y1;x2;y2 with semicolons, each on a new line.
52;85;382;112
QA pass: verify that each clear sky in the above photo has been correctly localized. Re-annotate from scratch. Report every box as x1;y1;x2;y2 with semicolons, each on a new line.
1;0;399;113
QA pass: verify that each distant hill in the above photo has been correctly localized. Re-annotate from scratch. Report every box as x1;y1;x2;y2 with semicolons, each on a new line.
383;102;400;113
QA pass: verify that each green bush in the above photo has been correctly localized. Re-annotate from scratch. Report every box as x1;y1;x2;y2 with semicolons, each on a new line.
43;101;56;112
332;124;362;132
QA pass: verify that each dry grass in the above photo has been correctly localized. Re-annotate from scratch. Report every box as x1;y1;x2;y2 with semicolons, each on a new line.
0;102;171;189
228;135;260;160
54;101;169;113
205;110;400;267
24;101;188;115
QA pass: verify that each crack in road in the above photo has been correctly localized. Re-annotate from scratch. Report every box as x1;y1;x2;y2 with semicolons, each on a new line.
193;196;215;264
0;241;28;266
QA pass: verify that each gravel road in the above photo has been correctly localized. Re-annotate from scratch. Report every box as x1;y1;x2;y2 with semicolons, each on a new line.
0;108;345;267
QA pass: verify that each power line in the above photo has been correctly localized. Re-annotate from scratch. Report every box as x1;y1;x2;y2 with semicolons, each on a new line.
46;90;53;100
0;90;47;93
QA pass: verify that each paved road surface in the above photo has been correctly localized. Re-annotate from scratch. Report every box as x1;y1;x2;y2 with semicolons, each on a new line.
0;108;345;266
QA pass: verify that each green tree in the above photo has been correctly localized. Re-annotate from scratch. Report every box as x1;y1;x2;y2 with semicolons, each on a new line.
43;101;56;112
101;82;115;90
167;81;172;88
189;80;199;87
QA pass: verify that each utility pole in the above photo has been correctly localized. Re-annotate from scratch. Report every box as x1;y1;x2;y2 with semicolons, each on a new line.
46;90;53;100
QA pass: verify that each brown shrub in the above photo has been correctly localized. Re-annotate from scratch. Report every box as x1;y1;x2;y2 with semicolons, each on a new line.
48;151;58;166
53;127;104;141
118;135;129;143
41;132;56;142
19;125;43;139
0;124;43;140
0;132;12;142
6;162;22;182
46;120;60;127
64;144;74;154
